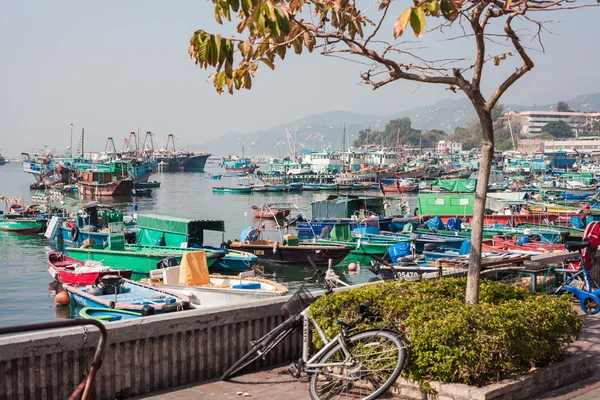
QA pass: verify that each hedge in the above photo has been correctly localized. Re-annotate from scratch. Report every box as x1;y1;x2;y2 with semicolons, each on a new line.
308;278;582;387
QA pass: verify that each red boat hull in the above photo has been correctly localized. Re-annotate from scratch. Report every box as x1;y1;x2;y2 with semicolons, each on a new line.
382;185;417;193
251;206;291;219
78;179;133;196
47;252;133;285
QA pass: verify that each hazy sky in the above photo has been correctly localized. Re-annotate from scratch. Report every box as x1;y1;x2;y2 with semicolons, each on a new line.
1;1;598;156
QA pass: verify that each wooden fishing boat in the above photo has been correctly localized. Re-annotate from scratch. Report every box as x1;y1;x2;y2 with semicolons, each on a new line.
229;240;352;265
135;181;161;188
212;186;253;193
302;183;321;191
0;218;45;232
492;235;565;253
286;183;304;191
204;174;222;180
79;307;142;322
66;275;191;314
382;184;418;193
251;205;291;219
146;252;288;308
318;183;338;191
47;251;133;285
266;184;285;192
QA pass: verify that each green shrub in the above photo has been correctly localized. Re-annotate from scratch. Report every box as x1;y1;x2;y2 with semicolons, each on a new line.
308;278;582;387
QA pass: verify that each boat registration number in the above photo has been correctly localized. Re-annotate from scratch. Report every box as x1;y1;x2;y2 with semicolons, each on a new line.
254;250;264;255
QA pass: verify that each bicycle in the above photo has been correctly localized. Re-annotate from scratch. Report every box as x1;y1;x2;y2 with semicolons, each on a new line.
554;221;600;315
221;262;408;400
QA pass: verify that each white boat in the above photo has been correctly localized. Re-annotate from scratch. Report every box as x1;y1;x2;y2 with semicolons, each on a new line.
147;251;288;308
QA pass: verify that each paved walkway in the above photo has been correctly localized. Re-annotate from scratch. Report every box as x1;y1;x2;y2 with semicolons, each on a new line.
140;315;600;400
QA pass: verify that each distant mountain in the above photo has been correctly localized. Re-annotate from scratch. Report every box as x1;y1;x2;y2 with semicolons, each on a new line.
199;93;600;156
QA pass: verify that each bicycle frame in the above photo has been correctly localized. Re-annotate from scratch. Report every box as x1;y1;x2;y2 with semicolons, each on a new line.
299;307;359;372
560;264;600;315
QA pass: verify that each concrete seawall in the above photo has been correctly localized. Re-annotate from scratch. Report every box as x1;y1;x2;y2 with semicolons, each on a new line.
0;296;301;400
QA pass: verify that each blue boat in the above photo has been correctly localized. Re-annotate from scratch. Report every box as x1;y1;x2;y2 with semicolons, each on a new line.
297;217;394;234
66;276;191;314
205;174;222;180
286;183;304;191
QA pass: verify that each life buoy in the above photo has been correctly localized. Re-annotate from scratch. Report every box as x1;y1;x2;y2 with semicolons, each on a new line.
70;226;80;242
248;228;260;241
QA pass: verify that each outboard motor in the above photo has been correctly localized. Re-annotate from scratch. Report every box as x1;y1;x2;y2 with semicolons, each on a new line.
156;256;178;269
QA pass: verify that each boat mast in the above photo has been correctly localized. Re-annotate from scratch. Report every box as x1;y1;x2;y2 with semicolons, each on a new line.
341;122;346;173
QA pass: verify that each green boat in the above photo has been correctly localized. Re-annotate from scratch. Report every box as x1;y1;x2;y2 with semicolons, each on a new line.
67;215;257;279
212;186;253;193
66;242;223;280
79;307;142;322
0;218;45;233
515;223;584;239
316;224;408;255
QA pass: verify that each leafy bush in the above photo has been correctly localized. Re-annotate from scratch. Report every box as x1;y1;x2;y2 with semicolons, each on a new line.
308;278;582;387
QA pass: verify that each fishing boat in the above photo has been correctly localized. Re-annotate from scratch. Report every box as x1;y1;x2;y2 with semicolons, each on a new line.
0;196;47;232
316;223;409;256
297;195;392;234
67;217;257;278
0;218;45;233
79;307;142;322
66;275;191;314
205;174;222;180
135;181;161;188
492;235;565;253
251;205;291;219
220;154;259;174
382;184;418;193
266;184;285;192
146;252;288;308
47;252;133;285
229;239;352;265
77;173;133;197
212;186;253;194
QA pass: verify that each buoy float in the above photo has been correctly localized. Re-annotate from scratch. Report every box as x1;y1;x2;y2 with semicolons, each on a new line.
348;262;357;271
54;291;70;305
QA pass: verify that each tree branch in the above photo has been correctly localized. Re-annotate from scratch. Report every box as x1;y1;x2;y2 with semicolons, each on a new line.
486;14;534;112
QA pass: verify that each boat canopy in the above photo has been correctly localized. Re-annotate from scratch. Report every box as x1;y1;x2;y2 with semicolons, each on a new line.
330;224;352;242
431;178;476;193
136;214;225;247
311;195;384;219
485;192;530;213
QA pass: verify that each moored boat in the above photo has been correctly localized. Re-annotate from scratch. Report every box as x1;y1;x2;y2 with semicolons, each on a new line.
47;251;133;285
79;307;142;322
146;252;288;308
212;186;253;194
66;275;191;314
251;205;291;219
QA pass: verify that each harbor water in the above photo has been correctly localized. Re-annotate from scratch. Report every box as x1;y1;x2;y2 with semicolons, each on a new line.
0;162;418;328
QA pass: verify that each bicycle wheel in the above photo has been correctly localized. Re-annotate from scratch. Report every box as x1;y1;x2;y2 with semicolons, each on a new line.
221;323;296;380
309;329;407;400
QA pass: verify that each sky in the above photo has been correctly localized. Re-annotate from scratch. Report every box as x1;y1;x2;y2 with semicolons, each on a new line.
0;1;599;156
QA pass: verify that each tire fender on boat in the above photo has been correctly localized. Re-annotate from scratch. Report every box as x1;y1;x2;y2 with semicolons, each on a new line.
70;226;80;242
142;305;155;316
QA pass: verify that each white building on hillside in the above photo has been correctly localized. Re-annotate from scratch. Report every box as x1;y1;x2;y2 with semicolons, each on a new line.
437;140;462;153
506;111;600;136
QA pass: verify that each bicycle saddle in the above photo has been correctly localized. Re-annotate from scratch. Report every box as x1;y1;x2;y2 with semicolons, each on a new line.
565;241;590;252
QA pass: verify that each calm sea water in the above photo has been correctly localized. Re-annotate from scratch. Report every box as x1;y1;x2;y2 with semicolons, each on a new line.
0;162;418;328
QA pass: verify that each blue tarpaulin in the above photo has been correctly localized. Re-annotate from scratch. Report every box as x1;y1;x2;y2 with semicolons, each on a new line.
459;239;471;255
570;217;585;229
389;242;411;263
426;216;445;231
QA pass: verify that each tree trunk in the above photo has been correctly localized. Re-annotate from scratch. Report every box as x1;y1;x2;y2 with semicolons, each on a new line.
466;107;494;304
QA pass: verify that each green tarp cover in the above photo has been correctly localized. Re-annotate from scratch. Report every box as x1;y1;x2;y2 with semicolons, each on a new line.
136;214;224;247
431;179;476;193
330;224;352;242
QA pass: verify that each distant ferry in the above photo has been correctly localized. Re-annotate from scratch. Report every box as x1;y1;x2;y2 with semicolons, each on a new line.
0;150;6;166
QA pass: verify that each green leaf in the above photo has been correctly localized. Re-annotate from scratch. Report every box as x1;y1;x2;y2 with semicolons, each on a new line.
209;35;220;64
265;1;277;22
238;40;251;58
410;6;426;38
393;8;412;39
275;7;291;34
276;45;286;60
214;4;223;24
230;0;240;12
260;58;275;70
241;0;252;13
440;0;459;21
198;35;209;61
